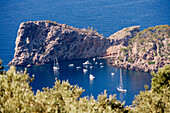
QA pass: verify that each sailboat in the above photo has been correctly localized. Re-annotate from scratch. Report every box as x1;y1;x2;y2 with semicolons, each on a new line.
117;69;127;93
53;58;60;70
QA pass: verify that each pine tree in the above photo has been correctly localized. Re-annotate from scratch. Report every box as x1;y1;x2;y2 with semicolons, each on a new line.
0;59;4;74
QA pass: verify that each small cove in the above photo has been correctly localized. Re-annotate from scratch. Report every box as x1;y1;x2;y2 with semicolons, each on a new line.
16;58;152;106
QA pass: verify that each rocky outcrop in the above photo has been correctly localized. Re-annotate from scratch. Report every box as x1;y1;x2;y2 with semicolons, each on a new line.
9;21;140;66
109;25;170;72
9;21;169;72
9;21;112;66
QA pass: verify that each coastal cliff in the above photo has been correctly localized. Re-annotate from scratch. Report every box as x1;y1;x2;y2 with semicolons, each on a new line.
109;25;170;72
9;21;169;72
9;21;112;66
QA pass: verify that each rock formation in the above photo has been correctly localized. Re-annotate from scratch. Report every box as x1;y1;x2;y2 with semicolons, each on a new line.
9;21;112;66
109;25;170;72
9;21;169;72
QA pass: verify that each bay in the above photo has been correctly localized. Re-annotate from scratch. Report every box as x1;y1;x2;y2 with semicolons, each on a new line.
0;0;169;106
16;59;152;105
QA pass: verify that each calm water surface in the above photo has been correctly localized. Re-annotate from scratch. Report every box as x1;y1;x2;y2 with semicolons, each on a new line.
0;0;169;105
17;59;152;105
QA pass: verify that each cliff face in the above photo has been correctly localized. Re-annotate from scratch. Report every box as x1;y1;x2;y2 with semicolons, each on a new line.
9;21;111;66
9;21;139;66
8;21;169;72
110;25;170;72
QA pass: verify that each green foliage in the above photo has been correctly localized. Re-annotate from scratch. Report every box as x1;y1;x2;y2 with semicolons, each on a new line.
148;61;155;65
0;66;128;112
0;59;4;74
132;65;170;113
151;64;170;93
127;57;134;63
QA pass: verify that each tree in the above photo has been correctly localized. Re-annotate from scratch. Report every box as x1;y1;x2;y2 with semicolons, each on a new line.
132;65;170;113
0;59;4;74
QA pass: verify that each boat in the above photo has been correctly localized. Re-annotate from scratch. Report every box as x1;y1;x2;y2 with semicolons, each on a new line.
93;58;96;61
53;58;60;70
117;69;127;93
111;73;114;76
69;64;74;67
100;65;104;68
83;69;88;73
76;66;81;69
90;66;93;69
100;63;103;65
83;60;90;65
89;74;95;79
95;62;98;65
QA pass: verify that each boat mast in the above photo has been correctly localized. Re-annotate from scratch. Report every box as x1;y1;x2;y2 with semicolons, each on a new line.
120;69;123;89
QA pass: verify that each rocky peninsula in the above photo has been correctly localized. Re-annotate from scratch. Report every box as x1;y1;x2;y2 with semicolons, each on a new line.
9;21;170;72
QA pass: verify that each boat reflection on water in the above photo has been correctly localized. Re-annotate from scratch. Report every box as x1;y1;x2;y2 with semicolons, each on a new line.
53;69;60;77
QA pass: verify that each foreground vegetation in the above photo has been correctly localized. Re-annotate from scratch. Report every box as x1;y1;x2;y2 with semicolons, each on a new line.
0;59;169;112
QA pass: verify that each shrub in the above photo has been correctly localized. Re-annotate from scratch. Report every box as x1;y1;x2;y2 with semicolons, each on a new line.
148;61;155;65
132;65;170;113
127;58;134;63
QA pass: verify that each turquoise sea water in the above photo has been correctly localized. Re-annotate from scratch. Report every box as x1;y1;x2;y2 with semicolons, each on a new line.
0;0;169;105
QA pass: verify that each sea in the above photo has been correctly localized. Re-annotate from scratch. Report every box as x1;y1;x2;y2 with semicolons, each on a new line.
0;0;169;106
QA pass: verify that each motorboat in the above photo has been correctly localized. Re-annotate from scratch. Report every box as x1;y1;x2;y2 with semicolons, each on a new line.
111;73;114;76
100;65;104;68
76;66;81;69
69;64;74;67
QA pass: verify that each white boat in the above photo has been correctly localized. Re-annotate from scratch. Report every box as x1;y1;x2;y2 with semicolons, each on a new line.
90;66;93;69
69;64;74;67
83;69;88;73
117;87;127;93
76;66;81;69
93;58;96;61
95;62;98;65
111;73;114;76
89;74;95;79
83;60;90;65
100;63;103;65
100;65;104;68
53;58;60;70
117;69;127;93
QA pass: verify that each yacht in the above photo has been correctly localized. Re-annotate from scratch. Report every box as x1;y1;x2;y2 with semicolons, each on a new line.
83;69;88;73
117;69;127;93
89;74;95;79
83;60;90;65
53;58;60;70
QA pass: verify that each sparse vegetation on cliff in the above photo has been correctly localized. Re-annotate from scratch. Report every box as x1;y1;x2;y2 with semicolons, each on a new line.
111;25;170;72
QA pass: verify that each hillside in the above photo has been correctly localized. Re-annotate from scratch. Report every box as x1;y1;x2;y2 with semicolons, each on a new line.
109;25;170;72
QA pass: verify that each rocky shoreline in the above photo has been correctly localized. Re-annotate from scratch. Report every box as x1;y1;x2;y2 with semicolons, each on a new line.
9;21;170;72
